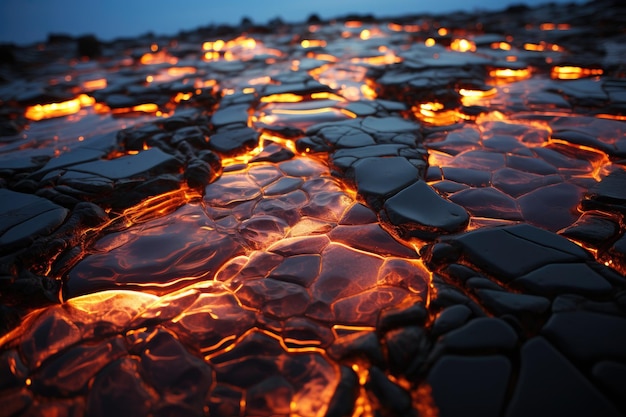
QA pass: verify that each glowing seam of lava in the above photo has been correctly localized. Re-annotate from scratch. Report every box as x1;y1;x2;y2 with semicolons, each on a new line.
25;94;95;121
551;66;603;79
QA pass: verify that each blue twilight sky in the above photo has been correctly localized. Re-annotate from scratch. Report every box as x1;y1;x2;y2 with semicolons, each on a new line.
0;0;585;45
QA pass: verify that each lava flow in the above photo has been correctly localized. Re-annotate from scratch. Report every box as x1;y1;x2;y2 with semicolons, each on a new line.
1;1;626;417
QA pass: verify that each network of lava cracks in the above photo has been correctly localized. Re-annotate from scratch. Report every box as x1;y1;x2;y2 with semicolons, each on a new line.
1;2;626;417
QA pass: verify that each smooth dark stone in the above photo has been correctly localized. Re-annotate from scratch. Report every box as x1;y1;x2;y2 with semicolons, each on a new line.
492;167;561;198
506;154;559;175
514;263;613;296
172;126;209;148
384;180;469;239
559;212;620;247
449;187;523;221
338;203;378;225
477;289;550;317
211;103;250;127
542;311;626;363
466;277;504;291
325;366;359;417
584;169;626;212
209;126;259;155
67;148;181;180
440;317;518;352
505;337;621;417
384;326;429;378
32;148;106;180
86;357;153;417
441;167;490;187
431;179;469;194
352;156;419;200
592;361;626;411
328;332;385;367
0;189;68;249
329;224;417;258
454;224;590;281
333;144;407;161
518;182;583;231
268;254;321;288
431;305;473;337
378;303;428;333
360;116;420;134
365;366;412;415
428;355;511;417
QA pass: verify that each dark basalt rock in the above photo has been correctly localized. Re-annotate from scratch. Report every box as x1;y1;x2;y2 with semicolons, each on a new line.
351;156;419;206
583;169;626;214
0;189;68;251
383;180;469;239
542;311;626;363
506;337;621;417
428;355;512;417
209;126;260;155
431;305;473;337
452;224;591;281
439;317;518;352
513;263;613;296
476;289;551;316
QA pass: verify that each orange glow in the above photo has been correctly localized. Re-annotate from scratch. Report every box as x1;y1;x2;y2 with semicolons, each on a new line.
248;76;271;85
551;66;603;80
261;93;304;103
540;23;571;31
140;51;178;65
345;21;363;28
82;78;107;91
166;66;197;77
301;39;327;48
25;94;95;121
173;92;194;103
438;28;448;36
489;68;531;81
450;39;476;52
413;102;464;126
491;42;511;50
459;87;497;98
111;103;160;115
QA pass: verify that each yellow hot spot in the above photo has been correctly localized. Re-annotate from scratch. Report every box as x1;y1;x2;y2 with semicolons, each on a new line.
140;51;177;65
242;87;255;94
489;68;531;80
310;92;346;101
25;94;96;121
248;76;271;85
204;51;219;61
173;92;194;103
551;66;603;80
361;84;377;100
438;27;448;36
166;66;197;76
111;103;159;115
450;38;476;52
261;93;304;103
301;39;327;48
360;29;371;40
459;87;496;97
345;21;362;28
524;43;545;51
491;42;512;50
83;78;107;91
202;39;225;51
425;38;436;47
